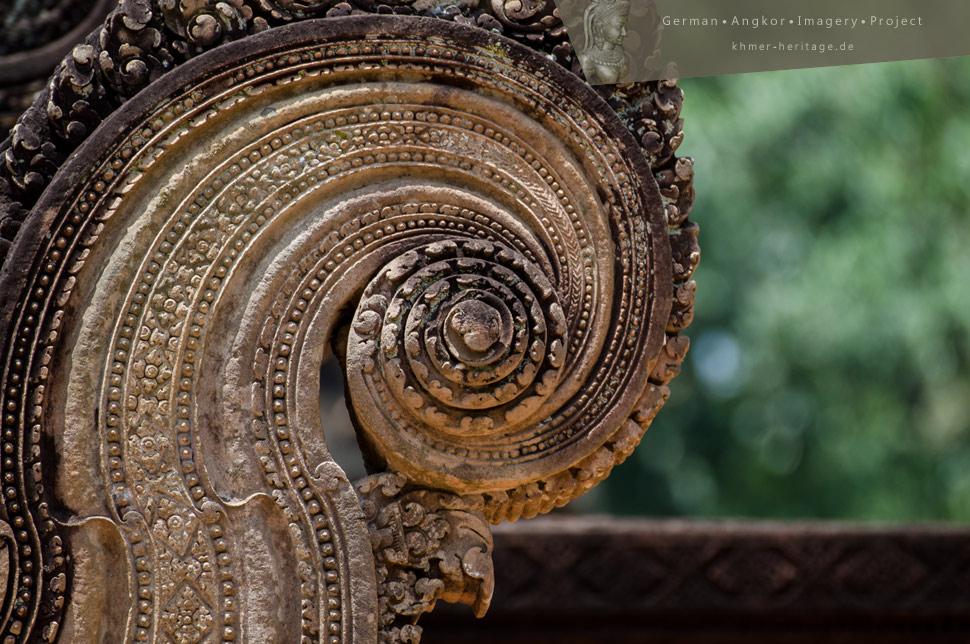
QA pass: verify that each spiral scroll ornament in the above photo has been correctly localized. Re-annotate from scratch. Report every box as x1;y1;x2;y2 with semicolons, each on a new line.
326;33;679;520
349;238;566;432
0;11;696;644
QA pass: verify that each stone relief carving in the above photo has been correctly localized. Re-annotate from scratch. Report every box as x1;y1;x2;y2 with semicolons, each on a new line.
578;0;632;84
358;473;492;643
0;5;698;644
0;0;115;138
0;0;691;264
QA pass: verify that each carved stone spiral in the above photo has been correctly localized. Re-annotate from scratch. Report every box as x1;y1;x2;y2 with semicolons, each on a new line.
0;13;691;644
351;238;566;429
331;41;675;513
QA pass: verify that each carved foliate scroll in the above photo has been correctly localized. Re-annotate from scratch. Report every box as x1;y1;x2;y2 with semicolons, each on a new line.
0;7;697;644
0;0;115;139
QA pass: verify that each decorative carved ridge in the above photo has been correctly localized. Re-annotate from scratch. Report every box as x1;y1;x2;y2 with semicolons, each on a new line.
0;1;692;267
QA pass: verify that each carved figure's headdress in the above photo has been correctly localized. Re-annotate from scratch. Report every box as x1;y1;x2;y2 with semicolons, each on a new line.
583;0;632;46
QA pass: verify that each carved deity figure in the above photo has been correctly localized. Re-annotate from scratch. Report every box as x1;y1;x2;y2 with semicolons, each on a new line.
578;0;631;84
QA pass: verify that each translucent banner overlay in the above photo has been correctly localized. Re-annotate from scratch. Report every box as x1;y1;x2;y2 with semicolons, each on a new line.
555;0;970;84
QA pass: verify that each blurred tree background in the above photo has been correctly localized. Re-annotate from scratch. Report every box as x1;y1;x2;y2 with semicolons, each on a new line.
591;57;970;521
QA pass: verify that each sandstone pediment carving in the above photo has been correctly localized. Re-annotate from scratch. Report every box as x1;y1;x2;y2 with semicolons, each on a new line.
0;5;696;642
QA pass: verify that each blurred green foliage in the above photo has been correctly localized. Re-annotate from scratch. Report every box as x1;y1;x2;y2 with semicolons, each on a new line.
596;58;970;520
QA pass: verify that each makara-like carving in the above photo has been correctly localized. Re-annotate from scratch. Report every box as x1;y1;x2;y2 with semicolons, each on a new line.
358;473;492;643
0;5;698;644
